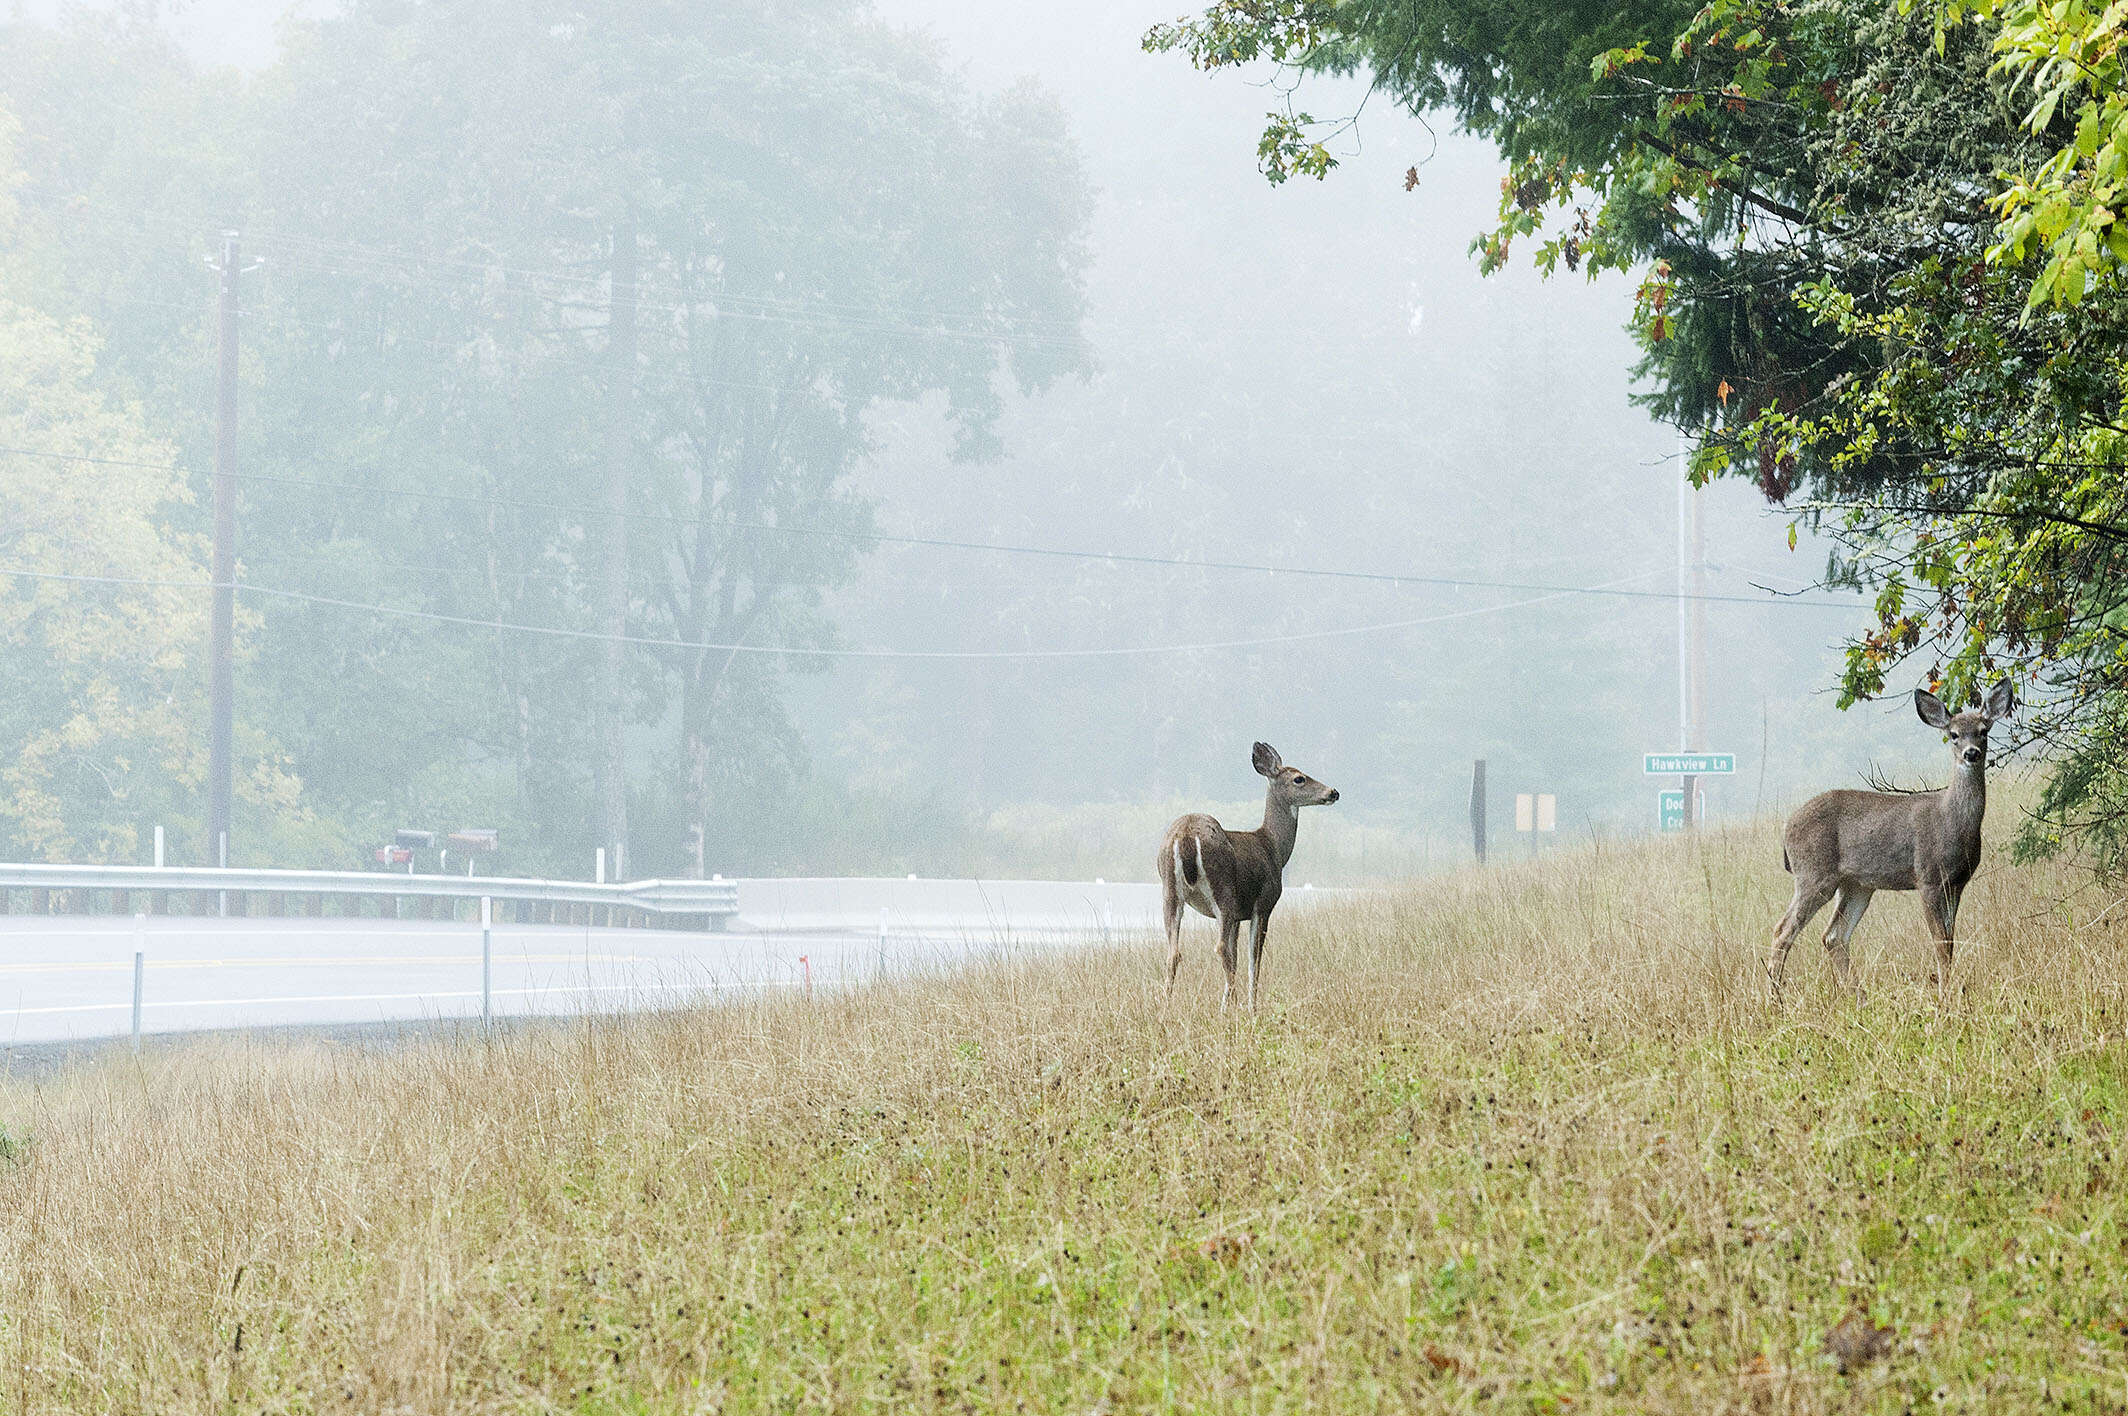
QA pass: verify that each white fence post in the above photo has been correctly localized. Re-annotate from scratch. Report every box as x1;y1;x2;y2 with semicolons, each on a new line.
131;912;146;1053
480;895;493;1032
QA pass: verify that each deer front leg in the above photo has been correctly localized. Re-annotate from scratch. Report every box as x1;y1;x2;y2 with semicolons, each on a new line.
1217;912;1242;1010
1822;885;1871;1000
1921;883;1955;988
1247;908;1271;1012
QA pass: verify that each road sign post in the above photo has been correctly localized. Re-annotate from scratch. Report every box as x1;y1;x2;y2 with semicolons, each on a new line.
1647;752;1733;833
1657;788;1707;833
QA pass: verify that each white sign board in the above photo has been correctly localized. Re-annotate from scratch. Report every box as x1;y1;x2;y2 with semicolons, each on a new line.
1644;752;1736;776
1515;793;1557;833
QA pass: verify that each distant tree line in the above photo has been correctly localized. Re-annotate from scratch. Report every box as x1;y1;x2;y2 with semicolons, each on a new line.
0;1;1091;872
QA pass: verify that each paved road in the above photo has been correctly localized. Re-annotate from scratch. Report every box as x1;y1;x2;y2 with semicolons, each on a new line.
0;915;1124;1047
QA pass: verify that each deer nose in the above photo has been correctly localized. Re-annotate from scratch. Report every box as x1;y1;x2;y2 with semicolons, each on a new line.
1325;789;1340;803
1962;748;1983;764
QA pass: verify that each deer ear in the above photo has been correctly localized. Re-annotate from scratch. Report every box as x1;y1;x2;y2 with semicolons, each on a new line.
1984;678;2014;721
1251;742;1282;777
1915;688;1951;729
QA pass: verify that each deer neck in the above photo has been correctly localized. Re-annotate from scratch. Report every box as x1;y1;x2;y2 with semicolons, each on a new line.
1258;787;1299;871
1944;757;1986;834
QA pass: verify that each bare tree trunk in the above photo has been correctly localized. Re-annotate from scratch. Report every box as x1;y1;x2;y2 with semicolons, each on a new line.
597;214;638;871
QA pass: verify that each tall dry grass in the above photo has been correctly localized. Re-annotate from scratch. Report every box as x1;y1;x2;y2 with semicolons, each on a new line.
3;811;2126;1412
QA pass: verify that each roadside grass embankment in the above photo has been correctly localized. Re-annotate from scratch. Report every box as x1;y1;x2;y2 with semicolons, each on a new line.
5;814;2128;1412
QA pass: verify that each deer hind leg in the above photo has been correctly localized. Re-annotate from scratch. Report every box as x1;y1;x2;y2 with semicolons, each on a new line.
1247;908;1271;1012
1768;877;1837;1001
1217;911;1242;1010
1161;883;1186;997
1822;885;1872;998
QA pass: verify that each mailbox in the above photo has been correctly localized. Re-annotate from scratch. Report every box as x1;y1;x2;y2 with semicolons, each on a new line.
447;829;499;854
373;846;413;866
394;828;436;849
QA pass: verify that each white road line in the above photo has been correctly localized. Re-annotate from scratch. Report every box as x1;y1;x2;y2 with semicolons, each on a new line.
0;953;672;974
4;978;803;1017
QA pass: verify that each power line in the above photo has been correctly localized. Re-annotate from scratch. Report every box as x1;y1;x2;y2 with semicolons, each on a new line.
60;201;1409;351
236;575;1651;659
0;445;187;474
0;561;1668;659
66;286;814;396
0;441;1864;609
66;205;1093;352
260;249;1093;355
243;221;1093;336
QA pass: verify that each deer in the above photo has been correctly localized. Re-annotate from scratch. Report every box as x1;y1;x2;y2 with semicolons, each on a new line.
1157;741;1339;1010
1767;680;2013;999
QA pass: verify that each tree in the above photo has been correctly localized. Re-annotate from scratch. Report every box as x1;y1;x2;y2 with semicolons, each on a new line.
238;0;1092;874
1149;0;2128;873
0;248;305;860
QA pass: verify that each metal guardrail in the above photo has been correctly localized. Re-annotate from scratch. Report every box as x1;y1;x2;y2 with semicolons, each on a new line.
0;863;738;929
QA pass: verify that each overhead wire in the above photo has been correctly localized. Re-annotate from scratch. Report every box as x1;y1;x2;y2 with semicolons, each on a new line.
0;442;1862;609
0;561;1674;659
0;440;1862;610
59;200;1396;351
64;204;1094;353
258;248;1093;354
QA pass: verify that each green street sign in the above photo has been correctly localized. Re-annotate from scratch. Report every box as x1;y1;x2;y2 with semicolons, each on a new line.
1644;752;1736;776
1658;790;1686;832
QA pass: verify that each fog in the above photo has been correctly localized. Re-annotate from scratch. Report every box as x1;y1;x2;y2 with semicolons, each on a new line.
0;0;1926;883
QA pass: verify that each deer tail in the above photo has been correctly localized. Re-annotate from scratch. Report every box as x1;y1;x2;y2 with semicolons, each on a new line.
1178;837;1201;888
1781;847;1791;874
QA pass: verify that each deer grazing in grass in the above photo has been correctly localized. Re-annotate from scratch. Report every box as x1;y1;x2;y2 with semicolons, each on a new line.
1767;680;2013;999
1158;741;1339;1009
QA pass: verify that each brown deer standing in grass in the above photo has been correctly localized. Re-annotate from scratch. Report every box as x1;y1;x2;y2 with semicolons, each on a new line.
1767;681;2013;999
1158;741;1339;1009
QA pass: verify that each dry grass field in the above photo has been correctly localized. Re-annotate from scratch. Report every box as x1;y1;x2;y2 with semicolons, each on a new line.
5;811;2128;1413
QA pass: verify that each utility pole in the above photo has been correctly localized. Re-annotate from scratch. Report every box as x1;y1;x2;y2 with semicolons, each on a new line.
1469;759;1488;864
1677;431;1708;829
597;214;638;875
1692;461;1708;767
207;231;241;867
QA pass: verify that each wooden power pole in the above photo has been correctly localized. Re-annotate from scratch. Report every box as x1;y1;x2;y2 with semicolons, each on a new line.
596;216;638;875
207;231;241;866
1469;759;1488;864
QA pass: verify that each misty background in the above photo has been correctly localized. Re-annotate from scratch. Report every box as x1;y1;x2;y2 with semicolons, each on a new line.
0;0;1926;883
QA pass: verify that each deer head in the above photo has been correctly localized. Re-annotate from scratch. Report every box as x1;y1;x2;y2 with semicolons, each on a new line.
1253;741;1340;808
1915;680;2013;771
